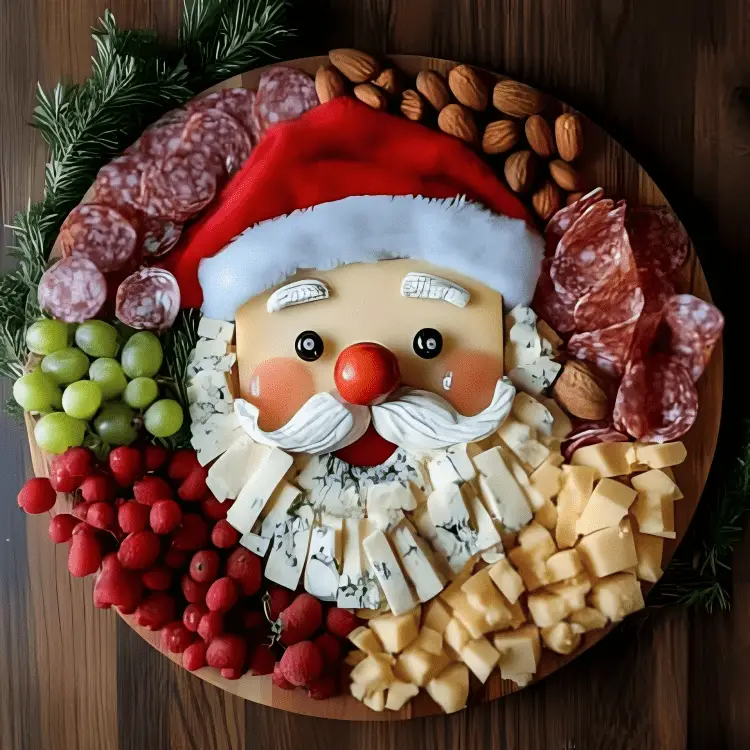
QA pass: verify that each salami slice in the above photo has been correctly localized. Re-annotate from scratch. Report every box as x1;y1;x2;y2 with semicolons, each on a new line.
532;259;577;333
545;187;605;256
567;309;641;377
629;266;675;362
93;154;149;212
661;294;724;381
58;204;139;273
181;109;253;177
38;256;107;323
140;151;217;222
573;264;643;332
561;424;629;461
188;89;258;143
116;267;181;331
253;67;319;137
140;216;183;257
626;206;689;276
614;354;698;442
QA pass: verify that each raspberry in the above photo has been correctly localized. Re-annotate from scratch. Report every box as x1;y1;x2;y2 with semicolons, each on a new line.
306;672;338;700
268;586;293;621
225;547;261;596
314;633;341;666
48;513;77;543
181;574;210;604
201;495;230;521
178;465;209;502
279;641;323;687
189;550;220;583
276;593;323;646
205;577;238;612
142;566;173;591
144;445;168;472
168;450;200;481
118;501;150;533
272;662;295;690
182;640;207;671
80;474;115;504
242;610;265;631
133;475;173;506
325;608;360;639
68;532;102;577
197;611;224;642
183;602;208;632
49;447;93;492
93;553;143;610
206;634;247;670
109;446;144;487
210;519;239;549
49;463;79;493
220;667;243;680
134;592;176;630
71;503;90;522
163;548;188;569
87;502;116;530
149;500;183;535
17;477;57;514
249;643;276;675
170;514;209;551
72;521;93;536
160;621;193;653
118;531;161;570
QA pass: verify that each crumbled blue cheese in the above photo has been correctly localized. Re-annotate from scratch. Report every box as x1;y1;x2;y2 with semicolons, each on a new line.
362;529;418;616
186;337;236;378
427;483;479;575
197;317;235;342
391;523;445;602
508;357;562;396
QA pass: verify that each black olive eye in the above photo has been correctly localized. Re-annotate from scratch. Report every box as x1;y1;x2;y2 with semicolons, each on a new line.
295;331;324;362
413;328;443;359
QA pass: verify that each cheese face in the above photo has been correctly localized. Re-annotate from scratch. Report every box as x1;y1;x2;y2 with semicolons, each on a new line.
571;442;632;477
264;505;313;590
391;524;445;603
427;443;478;488
631;469;682;500
633;530;664;583
511;392;555;436
206;435;268;502
423;598;452;634
385;681;420;711
349;626;384;656
304;524;340;600
541;622;582;655
576;518;638;578
632;491;676;538
197;316;235;342
555;465;597;549
363;529;418;616
545;549;583;583
590;572;645;621
634;442;687;469
575;478;637;536
425;663;470;714
474;448;533;530
569;607;608;632
227;447;293;534
460;637;500;683
527;592;570;628
369;612;420;653
497;417;550;470
488;558;525;604
493;625;541;677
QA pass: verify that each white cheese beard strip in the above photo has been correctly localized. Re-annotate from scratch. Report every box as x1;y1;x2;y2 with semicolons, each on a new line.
370;378;516;453
234;392;370;454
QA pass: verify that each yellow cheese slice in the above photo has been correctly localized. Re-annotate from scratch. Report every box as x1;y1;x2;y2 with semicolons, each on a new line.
575;478;637;536
571;441;632;477
576;518;638;578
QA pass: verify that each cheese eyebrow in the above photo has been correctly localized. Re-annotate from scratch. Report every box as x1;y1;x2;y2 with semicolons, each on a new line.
266;279;330;313
400;273;470;308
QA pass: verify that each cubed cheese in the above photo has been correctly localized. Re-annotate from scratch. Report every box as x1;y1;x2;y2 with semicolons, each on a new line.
530;461;563;500
527;592;570;627
474;448;533;530
507;599;527;629
633;530;664;583
632;491;677;538
497;417;550;470
508;546;550;591
385;681;420;711
535;499;558;531
575;478;637;536
576;518;638;578
493;624;541;676
363;690;386;712
460;637;500;683
395;646;452;687
508;458;547;511
425;663;470;714
538;396;573;439
517;521;557;560
545;549;583;583
444;617;471;653
541;622;582;655
369;612;420;654
413;627;443;656
546;573;591;612
348;626;384;655
634;442;687;469
423;598;452;635
344;650;368;667
350;654;395;694
536;319;564;350
449;590;495;639
569;607;608;632
571;442;632;477
631;469;682;500
350;681;366;702
590;573;645;621
461;568;512;627
488;557;526;605
555;465;597;549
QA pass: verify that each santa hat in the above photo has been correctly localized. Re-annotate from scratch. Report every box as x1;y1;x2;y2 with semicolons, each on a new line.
165;97;544;320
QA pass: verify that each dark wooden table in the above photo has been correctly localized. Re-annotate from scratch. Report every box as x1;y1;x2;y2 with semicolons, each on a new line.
2;1;749;748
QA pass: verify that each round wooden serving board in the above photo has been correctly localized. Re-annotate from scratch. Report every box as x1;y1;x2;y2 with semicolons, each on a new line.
26;55;723;721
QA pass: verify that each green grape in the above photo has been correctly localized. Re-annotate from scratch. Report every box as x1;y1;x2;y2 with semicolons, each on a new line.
62;380;102;420
123;377;159;409
120;332;163;379
26;320;69;355
40;347;89;385
34;412;86;454
144;399;183;438
94;403;138;445
89;358;128;400
74;320;120;358
13;368;62;412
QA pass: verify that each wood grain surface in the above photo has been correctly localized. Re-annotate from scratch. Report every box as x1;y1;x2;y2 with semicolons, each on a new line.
1;1;749;749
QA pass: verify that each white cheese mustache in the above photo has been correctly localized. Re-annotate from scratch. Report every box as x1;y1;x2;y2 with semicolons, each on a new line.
233;378;515;456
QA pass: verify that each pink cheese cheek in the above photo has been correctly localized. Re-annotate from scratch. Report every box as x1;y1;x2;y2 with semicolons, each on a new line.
440;349;503;416
247;358;316;430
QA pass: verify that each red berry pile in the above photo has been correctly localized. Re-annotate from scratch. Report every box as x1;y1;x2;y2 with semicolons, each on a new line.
16;445;360;693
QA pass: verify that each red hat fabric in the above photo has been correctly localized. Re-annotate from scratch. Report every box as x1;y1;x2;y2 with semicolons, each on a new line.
165;97;536;311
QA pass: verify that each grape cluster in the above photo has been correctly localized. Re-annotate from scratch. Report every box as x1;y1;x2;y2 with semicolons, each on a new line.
15;319;184;454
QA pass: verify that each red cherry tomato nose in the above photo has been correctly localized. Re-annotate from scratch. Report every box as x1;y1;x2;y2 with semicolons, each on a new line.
333;343;400;405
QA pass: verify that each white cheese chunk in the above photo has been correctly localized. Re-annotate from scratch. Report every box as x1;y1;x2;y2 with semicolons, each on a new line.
391;523;445;602
363;529;418;616
239;531;271;557
197;317;235;342
511;393;554;436
427;443;478;489
509;357;562;396
427;483;478;574
190;415;244;466
264;505;313;590
206;436;269;502
258;482;301;538
338;518;382;609
464;485;502;552
304;524;340;600
473;447;533;531
186;337;236;377
497;417;550;470
366;482;417;511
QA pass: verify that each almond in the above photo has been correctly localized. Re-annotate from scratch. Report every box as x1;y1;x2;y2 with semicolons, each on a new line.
555;113;584;161
482;119;520;154
493;79;546;118
566;191;585;206
400;89;424;121
329;48;380;83
373;68;401;95
525;115;556;158
416;70;451;111
549;159;582;191
437;103;478;144
353;83;387;111
315;65;346;104
532;180;561;221
552;361;608;421
448;64;489;111
504;150;536;193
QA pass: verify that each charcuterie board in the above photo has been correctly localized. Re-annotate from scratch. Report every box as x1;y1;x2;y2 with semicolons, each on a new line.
23;54;723;720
